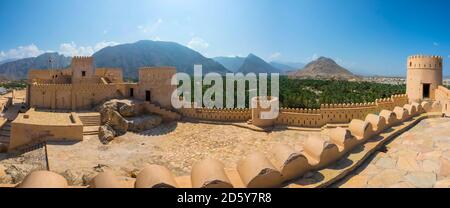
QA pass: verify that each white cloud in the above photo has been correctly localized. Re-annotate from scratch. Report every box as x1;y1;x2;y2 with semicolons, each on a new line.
59;41;119;57
268;52;282;61
187;37;209;55
94;41;119;51
59;42;94;56
137;18;163;34
0;44;44;61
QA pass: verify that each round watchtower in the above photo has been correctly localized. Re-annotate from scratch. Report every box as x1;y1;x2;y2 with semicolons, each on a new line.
406;55;443;102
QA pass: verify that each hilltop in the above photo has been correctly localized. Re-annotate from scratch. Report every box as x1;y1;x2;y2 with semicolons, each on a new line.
289;57;358;80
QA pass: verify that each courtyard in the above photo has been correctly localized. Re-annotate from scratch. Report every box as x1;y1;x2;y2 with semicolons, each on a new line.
45;121;323;185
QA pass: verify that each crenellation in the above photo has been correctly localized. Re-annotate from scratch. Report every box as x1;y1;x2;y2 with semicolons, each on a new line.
3;54;450;188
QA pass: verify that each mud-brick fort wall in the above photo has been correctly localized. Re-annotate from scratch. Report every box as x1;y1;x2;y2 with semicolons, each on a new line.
406;55;443;102
178;94;408;128
137;67;176;108
29;83;121;110
95;68;123;83
435;86;450;116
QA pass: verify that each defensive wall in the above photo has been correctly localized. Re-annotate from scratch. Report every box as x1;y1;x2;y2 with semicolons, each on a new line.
29;83;122;110
177;94;409;128
435;86;450;116
5;100;445;188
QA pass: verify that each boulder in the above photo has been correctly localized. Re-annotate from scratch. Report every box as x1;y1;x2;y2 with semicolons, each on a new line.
109;110;129;135
118;102;137;117
99;125;116;144
127;115;162;132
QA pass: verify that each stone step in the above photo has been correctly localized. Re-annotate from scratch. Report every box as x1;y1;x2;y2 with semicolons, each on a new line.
83;126;99;135
0;136;10;144
83;131;99;136
81;122;101;125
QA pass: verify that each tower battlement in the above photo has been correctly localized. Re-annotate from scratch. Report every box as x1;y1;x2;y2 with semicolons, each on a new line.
406;54;443;102
408;55;443;60
407;54;443;70
71;56;94;66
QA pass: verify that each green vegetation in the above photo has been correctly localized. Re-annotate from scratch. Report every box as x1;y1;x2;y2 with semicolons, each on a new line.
0;80;27;90
181;76;406;109
279;78;405;109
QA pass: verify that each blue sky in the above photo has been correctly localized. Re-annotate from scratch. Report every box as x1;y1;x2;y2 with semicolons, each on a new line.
0;0;449;76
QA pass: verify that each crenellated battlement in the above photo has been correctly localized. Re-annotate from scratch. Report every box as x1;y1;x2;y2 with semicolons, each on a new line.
71;56;94;61
408;54;443;60
406;54;443;102
5;101;443;188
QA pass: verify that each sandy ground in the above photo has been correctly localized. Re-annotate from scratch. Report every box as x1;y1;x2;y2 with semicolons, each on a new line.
46;121;324;183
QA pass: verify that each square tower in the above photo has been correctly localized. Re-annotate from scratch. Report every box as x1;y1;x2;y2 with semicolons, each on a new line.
71;56;95;83
138;67;177;108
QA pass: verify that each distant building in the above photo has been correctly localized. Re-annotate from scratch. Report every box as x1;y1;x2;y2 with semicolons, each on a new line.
27;56;176;110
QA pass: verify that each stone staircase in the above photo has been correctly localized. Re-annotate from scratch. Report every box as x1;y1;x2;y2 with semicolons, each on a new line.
0;120;11;146
144;102;181;121
78;113;101;136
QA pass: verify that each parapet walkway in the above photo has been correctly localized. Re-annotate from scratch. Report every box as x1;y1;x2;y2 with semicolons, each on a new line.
3;101;446;188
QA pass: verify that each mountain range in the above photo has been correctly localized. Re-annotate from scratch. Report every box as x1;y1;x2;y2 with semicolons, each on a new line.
0;40;358;80
0;53;71;80
93;40;229;77
213;55;303;74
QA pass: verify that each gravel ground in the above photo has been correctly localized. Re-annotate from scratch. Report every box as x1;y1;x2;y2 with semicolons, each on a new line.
45;121;323;185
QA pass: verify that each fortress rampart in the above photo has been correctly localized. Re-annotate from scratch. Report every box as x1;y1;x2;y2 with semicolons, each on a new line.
6;100;445;188
178;94;408;128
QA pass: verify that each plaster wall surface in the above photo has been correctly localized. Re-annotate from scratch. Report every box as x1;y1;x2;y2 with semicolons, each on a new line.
406;55;443;102
9;109;83;150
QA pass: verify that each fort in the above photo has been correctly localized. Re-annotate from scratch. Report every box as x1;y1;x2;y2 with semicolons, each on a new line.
0;54;449;188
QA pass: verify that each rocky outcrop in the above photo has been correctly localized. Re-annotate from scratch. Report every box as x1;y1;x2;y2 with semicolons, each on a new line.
96;99;163;143
109;110;129;135
99;125;116;144
119;103;137;117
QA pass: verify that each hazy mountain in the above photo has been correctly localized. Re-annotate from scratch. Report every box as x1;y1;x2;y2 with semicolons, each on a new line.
238;54;282;74
269;61;305;72
0;58;19;65
289;57;358;80
213;56;245;72
0;53;71;80
93;40;229;78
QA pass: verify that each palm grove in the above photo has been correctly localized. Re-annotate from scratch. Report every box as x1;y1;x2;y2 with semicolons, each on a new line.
183;76;406;109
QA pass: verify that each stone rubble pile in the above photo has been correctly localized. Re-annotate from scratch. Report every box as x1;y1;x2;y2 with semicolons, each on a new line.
96;99;162;144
